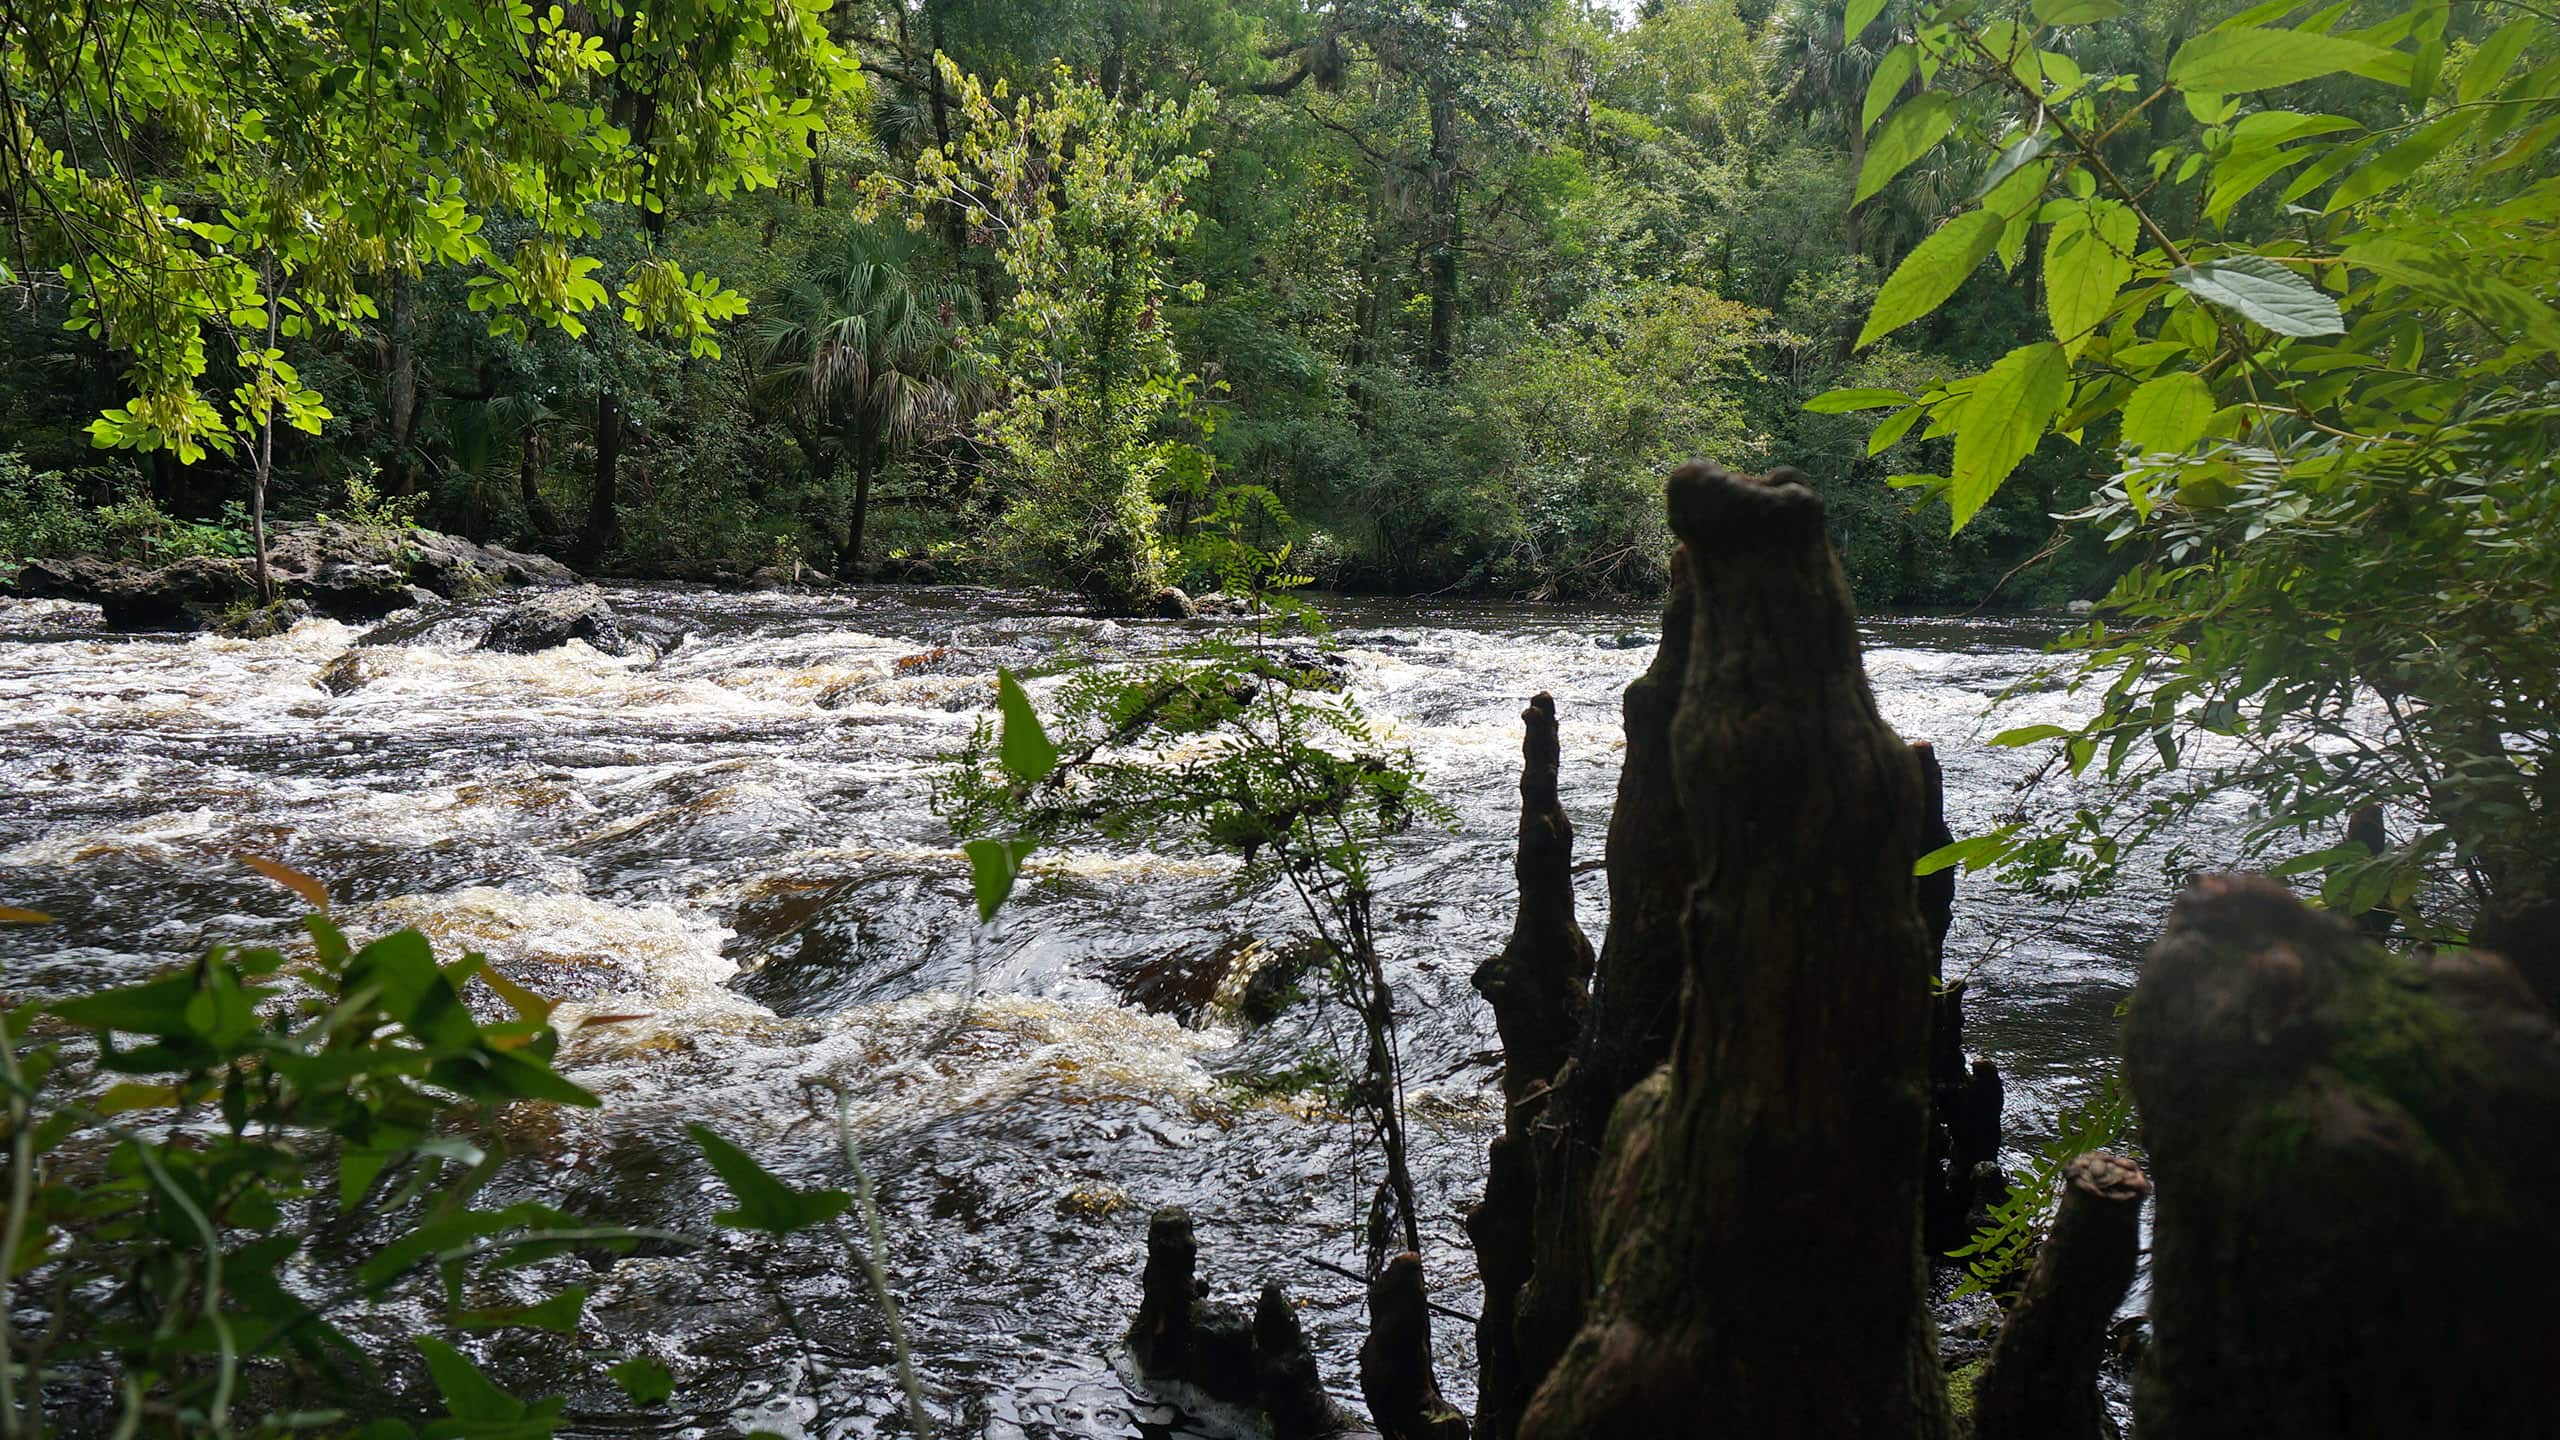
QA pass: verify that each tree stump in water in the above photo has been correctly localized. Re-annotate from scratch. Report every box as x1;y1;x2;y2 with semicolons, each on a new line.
1359;1253;1471;1440
1511;559;1698;1409
1128;1209;1374;1438
2126;875;2560;1438
1468;692;1594;1438
1519;463;1951;1440
1971;1151;2149;1440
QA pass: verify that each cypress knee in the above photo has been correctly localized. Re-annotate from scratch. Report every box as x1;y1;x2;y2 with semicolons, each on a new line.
1468;692;1593;1438
1513;559;1698;1396
1359;1253;1470;1440
2126;875;2560;1439
1971;1150;2149;1440
1519;463;1952;1440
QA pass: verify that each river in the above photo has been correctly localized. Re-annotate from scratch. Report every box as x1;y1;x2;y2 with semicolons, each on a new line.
0;584;2201;1437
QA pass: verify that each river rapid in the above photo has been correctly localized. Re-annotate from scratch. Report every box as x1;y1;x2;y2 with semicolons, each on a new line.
0;584;2205;1438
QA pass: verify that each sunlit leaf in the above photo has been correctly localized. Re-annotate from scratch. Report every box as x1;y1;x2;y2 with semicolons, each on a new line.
2169;28;2390;93
2044;199;2138;356
2121;371;2216;454
1805;388;1912;414
995;669;1058;785
1858;93;1957;205
1950;342;2069;531
1859;208;2005;348
2168;256;2343;336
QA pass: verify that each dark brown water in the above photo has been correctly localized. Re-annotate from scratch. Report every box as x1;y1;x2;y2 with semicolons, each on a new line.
0;586;2222;1437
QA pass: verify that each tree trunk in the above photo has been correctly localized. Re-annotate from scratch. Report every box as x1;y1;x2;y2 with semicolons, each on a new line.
1519;463;1952;1440
1467;693;1594;1440
1513;560;1697;1400
250;258;280;605
518;426;561;539
2125;874;2560;1439
841;444;875;581
384;274;420;495
1971;1151;2149;1440
583;387;622;564
1423;77;1462;376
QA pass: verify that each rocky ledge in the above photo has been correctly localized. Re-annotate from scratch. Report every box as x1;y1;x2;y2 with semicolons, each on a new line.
5;524;576;631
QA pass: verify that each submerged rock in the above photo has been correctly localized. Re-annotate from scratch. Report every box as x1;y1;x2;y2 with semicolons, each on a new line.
211;599;316;639
1150;586;1198;620
477;585;680;658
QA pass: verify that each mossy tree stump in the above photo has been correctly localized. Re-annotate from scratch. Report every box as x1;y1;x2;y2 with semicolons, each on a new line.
2126;875;2560;1438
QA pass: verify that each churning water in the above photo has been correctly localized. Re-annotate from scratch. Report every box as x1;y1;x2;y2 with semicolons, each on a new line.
0;585;2210;1437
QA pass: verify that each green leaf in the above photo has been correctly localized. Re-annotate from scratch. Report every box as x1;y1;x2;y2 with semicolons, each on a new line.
686;1123;851;1234
417;1338;524;1423
457;1288;587;1335
2206;147;2314;225
1844;0;1888;44
1868;404;1927;456
1973;131;2054;203
2168;255;2343;336
2168;28;2391;93
2044;199;2138;356
51;972;201;1038
964;835;1040;924
994;670;1057;785
1858;93;1957;205
1858;208;2005;348
2324;112;2468;213
1915;825;2022;876
2460;19;2537;105
609;1357;675;1407
1990;724;2075;747
2120;371;2216;454
1805;387;1912;413
1864;46;1916;133
2034;0;2122;22
1950;342;2069;531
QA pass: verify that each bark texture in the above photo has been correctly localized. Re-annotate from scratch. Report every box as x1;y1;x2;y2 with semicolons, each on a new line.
1971;1151;2149;1440
1511;558;1697;1396
1358;1253;1471;1440
1518;462;1951;1440
1467;693;1594;1439
2126;874;2560;1439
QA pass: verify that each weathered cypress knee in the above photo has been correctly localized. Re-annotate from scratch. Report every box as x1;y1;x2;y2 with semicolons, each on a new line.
1468;692;1593;1438
1128;1207;1199;1375
2127;874;2560;1439
1971;1151;2150;1440
1358;1253;1470;1440
1519;463;1952;1440
1513;559;1697;1397
1255;1282;1360;1440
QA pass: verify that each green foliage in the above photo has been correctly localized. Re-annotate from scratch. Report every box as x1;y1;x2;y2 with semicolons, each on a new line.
937;577;1447;1255
1949;1074;2136;1301
0;876;912;1433
1847;0;2560;927
0;456;104;570
1;0;856;468
865;59;1216;610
